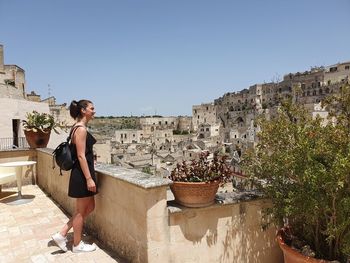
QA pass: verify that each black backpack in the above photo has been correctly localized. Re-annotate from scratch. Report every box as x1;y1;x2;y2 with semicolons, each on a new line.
52;125;82;175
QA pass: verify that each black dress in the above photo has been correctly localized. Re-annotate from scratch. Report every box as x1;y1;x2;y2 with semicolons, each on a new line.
68;127;98;198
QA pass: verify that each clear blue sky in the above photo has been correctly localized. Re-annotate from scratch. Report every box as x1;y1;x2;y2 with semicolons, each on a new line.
1;0;349;117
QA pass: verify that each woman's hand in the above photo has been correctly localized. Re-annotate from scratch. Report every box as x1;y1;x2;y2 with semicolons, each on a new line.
86;177;96;192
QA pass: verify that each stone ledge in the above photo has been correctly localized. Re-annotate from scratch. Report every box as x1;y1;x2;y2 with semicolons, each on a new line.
36;148;53;154
95;163;172;189
167;190;264;213
0;148;32;152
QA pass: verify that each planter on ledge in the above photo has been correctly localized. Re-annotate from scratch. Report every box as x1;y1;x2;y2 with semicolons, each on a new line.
24;130;51;148
170;180;220;208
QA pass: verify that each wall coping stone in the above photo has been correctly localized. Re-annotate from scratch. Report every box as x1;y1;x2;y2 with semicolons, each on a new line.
0;148;33;153
96;163;173;189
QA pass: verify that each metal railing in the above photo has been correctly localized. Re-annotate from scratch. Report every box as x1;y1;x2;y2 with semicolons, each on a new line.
0;137;29;150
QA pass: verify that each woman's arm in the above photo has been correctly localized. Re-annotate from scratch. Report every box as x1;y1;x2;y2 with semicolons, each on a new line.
74;127;96;193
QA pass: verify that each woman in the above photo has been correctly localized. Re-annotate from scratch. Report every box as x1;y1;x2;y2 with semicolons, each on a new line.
52;99;97;253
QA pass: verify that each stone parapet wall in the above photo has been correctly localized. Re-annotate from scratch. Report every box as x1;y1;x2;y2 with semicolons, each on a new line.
168;200;282;263
29;149;282;263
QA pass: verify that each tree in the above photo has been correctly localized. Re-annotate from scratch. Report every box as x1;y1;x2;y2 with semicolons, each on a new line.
242;82;350;262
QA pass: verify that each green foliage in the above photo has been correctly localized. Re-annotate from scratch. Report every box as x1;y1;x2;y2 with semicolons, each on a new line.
142;167;153;175
242;83;350;262
170;151;233;185
22;111;62;134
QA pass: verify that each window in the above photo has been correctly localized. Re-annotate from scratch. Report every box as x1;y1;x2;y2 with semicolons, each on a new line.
330;67;337;72
165;121;168;125
345;65;350;70
206;128;209;132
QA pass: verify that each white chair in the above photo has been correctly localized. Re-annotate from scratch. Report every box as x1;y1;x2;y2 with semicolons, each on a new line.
0;166;16;189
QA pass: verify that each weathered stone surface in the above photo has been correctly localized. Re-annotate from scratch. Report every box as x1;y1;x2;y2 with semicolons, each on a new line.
95;163;172;189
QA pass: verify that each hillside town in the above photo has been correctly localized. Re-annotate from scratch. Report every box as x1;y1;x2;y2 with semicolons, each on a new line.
1;44;349;177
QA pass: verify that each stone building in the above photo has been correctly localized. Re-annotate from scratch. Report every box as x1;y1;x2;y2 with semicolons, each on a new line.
139;117;178;130
115;129;143;144
0;44;68;149
0;45;26;100
26;91;41;102
208;61;350;155
177;116;193;132
324;62;350;85
192;103;217;131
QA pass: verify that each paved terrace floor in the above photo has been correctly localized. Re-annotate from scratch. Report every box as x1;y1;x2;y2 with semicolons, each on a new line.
0;185;127;263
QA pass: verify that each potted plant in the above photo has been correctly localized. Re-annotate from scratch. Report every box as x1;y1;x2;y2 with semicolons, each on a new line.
242;83;350;262
22;110;61;148
169;151;233;207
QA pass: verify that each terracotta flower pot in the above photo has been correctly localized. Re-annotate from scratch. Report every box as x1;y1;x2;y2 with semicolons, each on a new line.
170;180;220;208
277;228;329;263
24;130;51;148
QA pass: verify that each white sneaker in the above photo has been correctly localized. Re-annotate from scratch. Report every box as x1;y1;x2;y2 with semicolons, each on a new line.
51;232;68;252
72;240;96;253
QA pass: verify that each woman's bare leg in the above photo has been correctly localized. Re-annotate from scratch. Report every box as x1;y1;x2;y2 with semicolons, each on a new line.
59;217;73;237
72;196;95;246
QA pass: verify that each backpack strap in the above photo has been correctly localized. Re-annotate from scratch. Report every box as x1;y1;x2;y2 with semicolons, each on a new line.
67;125;84;143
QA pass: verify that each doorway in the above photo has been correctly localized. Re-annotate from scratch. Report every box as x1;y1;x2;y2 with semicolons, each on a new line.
12;119;20;148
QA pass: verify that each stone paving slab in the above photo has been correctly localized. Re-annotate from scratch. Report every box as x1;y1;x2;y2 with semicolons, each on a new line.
0;185;127;263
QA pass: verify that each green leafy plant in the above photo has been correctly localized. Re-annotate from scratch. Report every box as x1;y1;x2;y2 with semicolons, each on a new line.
242;82;350;262
170;151;233;185
22;111;61;134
